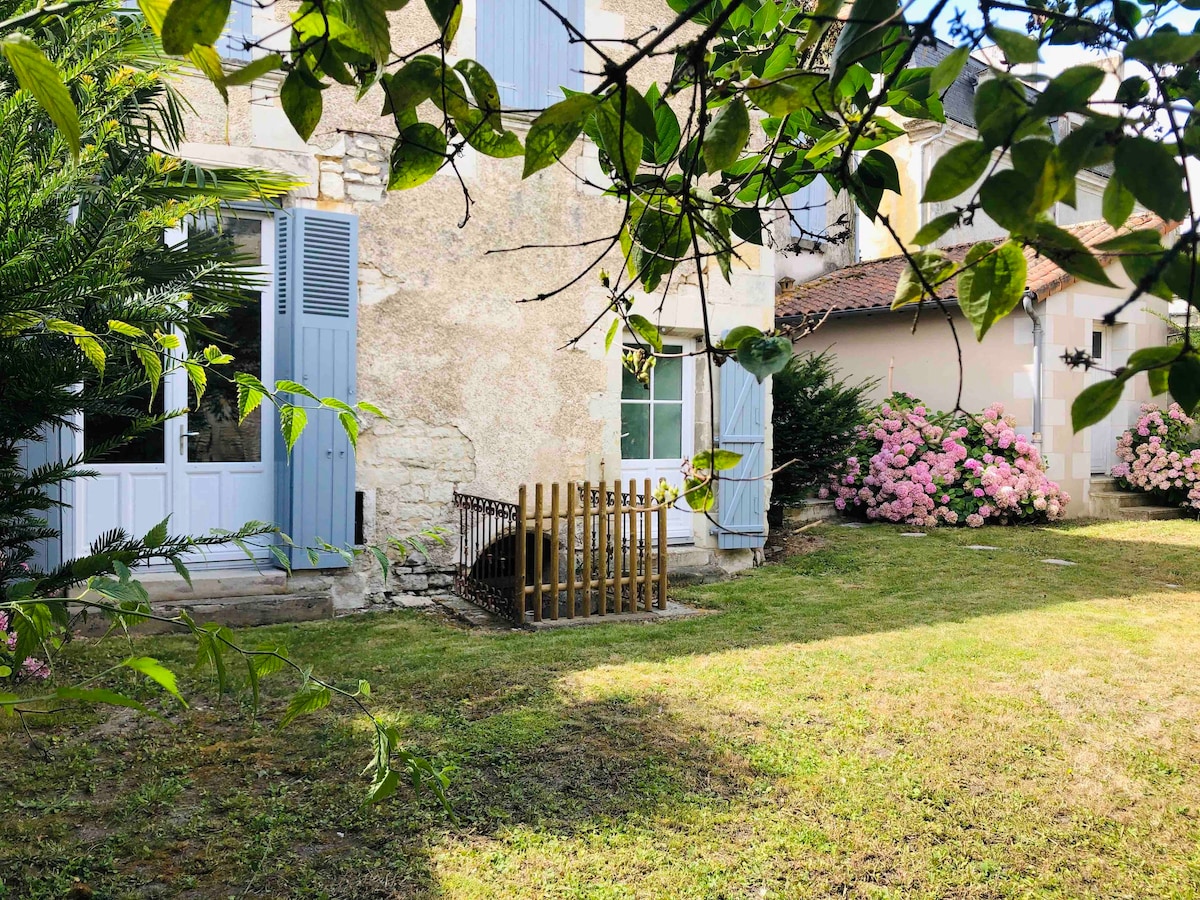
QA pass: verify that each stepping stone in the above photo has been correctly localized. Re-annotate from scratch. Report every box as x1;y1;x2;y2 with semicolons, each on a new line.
965;545;1000;551
900;532;927;537
1041;558;1076;566
840;523;865;528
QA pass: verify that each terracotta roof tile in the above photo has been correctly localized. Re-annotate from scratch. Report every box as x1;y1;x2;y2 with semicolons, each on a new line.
775;213;1173;319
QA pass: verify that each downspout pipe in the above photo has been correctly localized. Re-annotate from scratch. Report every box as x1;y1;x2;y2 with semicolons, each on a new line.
1022;289;1044;448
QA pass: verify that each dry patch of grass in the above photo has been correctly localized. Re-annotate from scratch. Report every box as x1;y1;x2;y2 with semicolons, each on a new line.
4;520;1200;898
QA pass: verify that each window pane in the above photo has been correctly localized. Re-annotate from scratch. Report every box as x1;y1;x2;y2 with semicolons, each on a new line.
1092;329;1103;359
622;359;649;399
85;374;165;464
187;218;263;463
652;402;683;459
621;403;650;459
654;352;683;401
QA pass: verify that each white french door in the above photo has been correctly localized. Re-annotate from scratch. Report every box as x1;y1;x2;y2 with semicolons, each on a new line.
76;213;276;564
620;340;696;542
1088;325;1118;475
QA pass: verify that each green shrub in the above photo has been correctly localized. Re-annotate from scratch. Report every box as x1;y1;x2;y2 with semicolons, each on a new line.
771;350;876;510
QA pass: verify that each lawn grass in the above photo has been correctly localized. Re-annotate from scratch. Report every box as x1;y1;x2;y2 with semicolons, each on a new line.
4;520;1200;898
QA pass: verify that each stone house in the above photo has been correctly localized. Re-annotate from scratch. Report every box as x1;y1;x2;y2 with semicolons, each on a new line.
46;0;781;610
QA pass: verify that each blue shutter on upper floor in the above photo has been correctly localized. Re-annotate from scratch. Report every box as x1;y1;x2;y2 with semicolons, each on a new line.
476;0;585;110
788;178;827;239
273;208;358;569
17;424;76;573
217;0;253;61
714;360;766;550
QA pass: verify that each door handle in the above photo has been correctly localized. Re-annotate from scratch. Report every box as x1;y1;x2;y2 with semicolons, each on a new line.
180;430;200;455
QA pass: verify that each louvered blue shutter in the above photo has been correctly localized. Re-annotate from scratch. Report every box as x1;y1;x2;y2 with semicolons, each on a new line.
476;0;584;110
17;425;75;573
714;360;766;549
218;0;253;61
273;208;358;569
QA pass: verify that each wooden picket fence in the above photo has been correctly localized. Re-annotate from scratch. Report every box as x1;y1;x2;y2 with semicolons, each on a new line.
454;481;669;625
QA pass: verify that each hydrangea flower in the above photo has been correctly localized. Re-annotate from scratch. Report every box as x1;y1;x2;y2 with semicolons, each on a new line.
827;394;1068;527
1113;403;1200;511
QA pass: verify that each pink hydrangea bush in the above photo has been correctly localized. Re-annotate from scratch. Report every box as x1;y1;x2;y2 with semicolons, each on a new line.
0;608;50;682
819;393;1069;527
1111;403;1200;511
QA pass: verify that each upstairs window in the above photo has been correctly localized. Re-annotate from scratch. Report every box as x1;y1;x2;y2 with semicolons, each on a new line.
787;178;827;240
218;0;254;62
476;0;585;111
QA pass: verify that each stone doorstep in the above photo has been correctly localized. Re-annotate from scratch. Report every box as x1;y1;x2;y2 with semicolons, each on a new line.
75;591;333;637
135;568;289;602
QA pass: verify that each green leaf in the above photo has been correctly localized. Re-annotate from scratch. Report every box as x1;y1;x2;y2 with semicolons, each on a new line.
806;126;849;160
183;360;207;402
1123;345;1180;379
169;555;193;589
956;240;1027;340
1149;366;1170;396
979;170;1036;232
693;449;742;472
1125;31;1200;64
275;379;318;401
922;140;989;203
221;53;283;87
596;90;644;181
745;69;832;117
358;679;371;697
892;250;956;309
652;93;681;165
75;335;106;374
134;348;163;406
279;682;332;728
357;400;387;418
736;335;792;383
424;0;462;44
281;69;323;142
0;34;80;157
622;85;658;144
236;377;264;423
1072;378;1125;431
723;326;764;349
1169;352;1200;414
1102;173;1135;229
702;97;750;174
142;517;169;549
683;477;715;512
929;46;969;93
123;657;188;706
1030;220;1117;288
389;123;447;189
279;405;308;455
342;0;390;61
523;94;598;178
108;319;146;338
988;26;1041;63
161;0;230;54
627;314;663;353
1032;66;1105;118
338;411;359;450
974;76;1029;149
829;0;900;88
1113;137;1187;222
604;317;620;352
56;686;149;714
911;212;960;246
454;59;503;131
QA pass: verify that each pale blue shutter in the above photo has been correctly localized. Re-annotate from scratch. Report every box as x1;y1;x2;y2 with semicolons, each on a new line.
714;360;766;549
274;208;358;569
18;425;75;573
476;0;584;110
789;179;827;238
218;0;253;61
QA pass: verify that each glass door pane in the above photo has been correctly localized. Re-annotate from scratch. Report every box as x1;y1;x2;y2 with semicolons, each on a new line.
186;218;264;464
